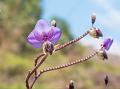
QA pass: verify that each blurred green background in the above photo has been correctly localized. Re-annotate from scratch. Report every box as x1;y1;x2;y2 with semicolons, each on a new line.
0;0;120;89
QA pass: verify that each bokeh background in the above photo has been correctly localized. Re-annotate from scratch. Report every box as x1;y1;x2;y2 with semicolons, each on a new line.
0;0;120;89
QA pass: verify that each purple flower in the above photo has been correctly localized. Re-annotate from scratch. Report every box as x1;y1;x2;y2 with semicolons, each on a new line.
102;38;113;51
27;19;62;48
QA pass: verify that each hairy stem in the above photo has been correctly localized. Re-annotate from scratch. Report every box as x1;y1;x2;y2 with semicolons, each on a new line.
38;51;97;77
55;31;89;51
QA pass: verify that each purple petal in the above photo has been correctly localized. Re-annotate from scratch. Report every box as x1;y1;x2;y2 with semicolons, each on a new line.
49;26;62;44
27;30;43;48
33;19;51;42
103;38;113;50
34;30;45;42
34;19;49;33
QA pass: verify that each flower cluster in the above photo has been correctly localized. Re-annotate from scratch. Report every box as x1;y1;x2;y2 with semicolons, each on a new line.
26;13;113;89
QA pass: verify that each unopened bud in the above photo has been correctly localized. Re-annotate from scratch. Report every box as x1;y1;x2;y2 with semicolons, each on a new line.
104;75;109;86
69;80;74;89
89;27;103;38
97;49;108;60
51;20;57;27
43;41;54;55
91;12;96;25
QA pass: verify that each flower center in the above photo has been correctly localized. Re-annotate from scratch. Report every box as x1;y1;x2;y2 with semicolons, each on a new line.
42;31;52;42
43;34;49;41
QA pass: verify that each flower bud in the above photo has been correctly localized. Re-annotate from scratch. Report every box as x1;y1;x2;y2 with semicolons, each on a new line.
91;12;96;25
43;41;54;55
69;80;74;89
51;19;56;27
89;27;103;38
97;49;108;60
104;75;109;86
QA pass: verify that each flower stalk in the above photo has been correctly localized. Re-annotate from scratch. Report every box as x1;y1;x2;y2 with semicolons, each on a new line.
26;54;48;89
39;51;97;74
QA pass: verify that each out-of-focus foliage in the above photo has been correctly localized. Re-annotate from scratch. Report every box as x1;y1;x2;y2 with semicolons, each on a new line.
0;0;42;53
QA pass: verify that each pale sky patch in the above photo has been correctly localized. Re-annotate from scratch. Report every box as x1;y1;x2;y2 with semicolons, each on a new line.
91;0;120;30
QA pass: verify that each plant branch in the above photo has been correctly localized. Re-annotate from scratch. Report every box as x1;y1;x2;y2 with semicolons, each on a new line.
26;54;48;89
55;30;89;51
37;51;97;78
34;53;45;77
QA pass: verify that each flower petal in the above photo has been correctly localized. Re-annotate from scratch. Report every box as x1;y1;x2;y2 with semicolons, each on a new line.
103;38;113;50
34;19;49;33
34;30;45;42
49;26;62;44
27;30;43;48
33;19;51;42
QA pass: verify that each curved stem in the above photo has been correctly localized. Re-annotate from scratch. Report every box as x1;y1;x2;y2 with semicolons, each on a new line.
38;51;97;78
34;53;45;77
26;54;48;89
55;31;89;51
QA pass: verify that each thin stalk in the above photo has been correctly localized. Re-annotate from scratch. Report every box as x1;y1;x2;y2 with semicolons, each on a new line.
55;31;89;51
26;54;48;89
37;51;97;78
